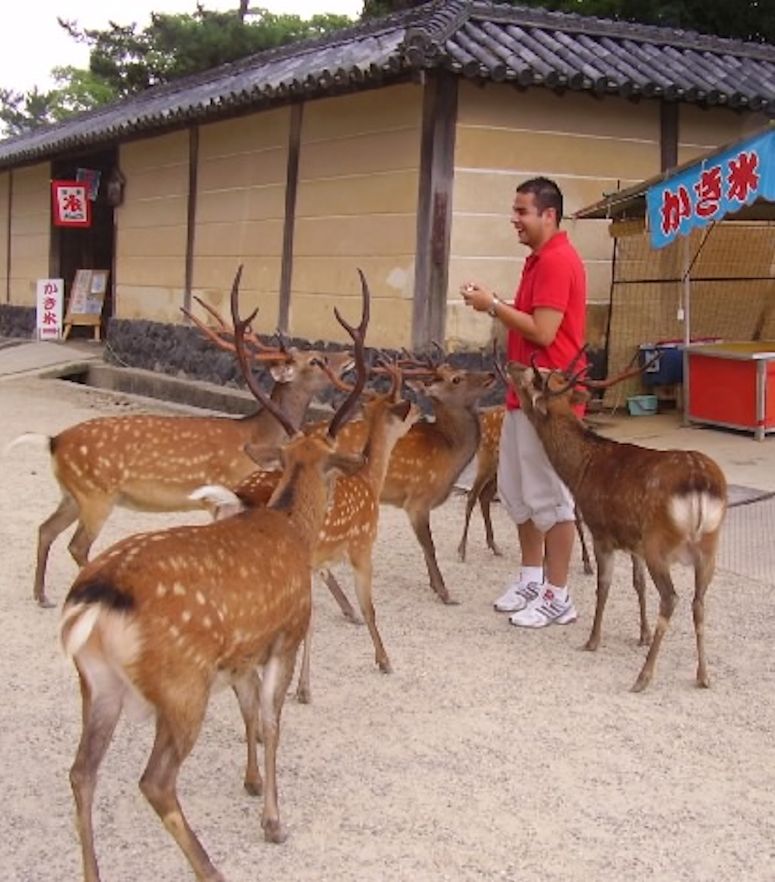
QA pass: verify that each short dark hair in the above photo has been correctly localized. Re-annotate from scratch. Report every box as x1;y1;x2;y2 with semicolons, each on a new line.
516;177;563;225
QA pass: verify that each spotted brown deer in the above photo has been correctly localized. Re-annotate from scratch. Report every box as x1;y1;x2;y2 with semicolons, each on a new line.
196;360;420;702
508;359;727;691
6;268;352;607
58;269;370;882
320;361;497;604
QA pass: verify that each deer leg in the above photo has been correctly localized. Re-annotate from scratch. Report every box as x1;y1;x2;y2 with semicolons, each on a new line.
318;568;361;624
692;544;718;689
631;554;651;646
350;548;391;673
407;508;456;604
259;650;297;844
457;485;479;563
479;477;502;557
632;560;678;693
295;606;313;705
34;492;80;607
232;670;263;796
68;497;114;569
574;507;593;575
584;543;614;652
139;700;222;881
70;671;123;882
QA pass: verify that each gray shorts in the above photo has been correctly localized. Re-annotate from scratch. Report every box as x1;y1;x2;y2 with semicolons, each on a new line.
497;408;576;533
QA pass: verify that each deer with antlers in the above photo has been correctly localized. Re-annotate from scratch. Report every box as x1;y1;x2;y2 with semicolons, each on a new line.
6;268;353;607
194;356;420;701
308;353;497;605
59;269;370;882
507;355;727;691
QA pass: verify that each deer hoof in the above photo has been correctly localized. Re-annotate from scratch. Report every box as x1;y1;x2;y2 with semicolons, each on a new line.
440;595;460;606
296;687;311;705
263;820;288;844
36;595;56;609
696;672;710;689
630;676;649;693
244;779;262;797
582;639;599;652
638;632;652;647
490;546;503;557
378;659;393;674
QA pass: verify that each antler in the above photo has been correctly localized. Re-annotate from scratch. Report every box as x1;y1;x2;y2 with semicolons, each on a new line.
181;291;291;364
230;266;300;438
579;352;660;390
491;339;509;388
327;269;370;439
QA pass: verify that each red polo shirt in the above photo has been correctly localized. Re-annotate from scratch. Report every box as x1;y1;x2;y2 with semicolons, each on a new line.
505;230;587;411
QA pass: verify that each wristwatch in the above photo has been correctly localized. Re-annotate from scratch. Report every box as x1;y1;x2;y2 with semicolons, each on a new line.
487;294;500;317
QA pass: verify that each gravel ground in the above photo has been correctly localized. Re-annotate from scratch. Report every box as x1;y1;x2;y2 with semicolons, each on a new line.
1;373;773;882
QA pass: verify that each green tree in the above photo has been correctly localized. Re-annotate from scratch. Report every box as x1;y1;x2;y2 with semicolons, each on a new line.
362;0;775;42
58;5;354;99
0;4;354;135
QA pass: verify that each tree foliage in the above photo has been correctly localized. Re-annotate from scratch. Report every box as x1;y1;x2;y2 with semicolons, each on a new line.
0;4;354;135
362;0;775;43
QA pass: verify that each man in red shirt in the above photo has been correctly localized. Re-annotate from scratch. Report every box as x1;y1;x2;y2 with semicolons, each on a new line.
461;177;586;628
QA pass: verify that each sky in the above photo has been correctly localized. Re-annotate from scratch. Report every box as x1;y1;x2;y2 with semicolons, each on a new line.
0;0;363;95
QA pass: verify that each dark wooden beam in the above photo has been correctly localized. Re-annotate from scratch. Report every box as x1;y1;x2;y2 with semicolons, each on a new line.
660;101;679;172
412;70;458;351
6;170;12;304
278;102;303;333
183;125;199;317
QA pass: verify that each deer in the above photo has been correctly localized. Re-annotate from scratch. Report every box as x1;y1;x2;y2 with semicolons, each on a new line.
194;358;421;703
58;267;370;882
310;357;497;605
6;267;353;608
507;356;727;692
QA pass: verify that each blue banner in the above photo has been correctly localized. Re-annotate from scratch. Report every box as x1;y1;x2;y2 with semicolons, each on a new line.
646;128;775;249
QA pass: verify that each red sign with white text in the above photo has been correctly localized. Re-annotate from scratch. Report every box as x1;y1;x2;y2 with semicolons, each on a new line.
51;180;91;228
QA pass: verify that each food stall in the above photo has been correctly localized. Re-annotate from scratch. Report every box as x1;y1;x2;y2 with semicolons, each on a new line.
575;125;775;440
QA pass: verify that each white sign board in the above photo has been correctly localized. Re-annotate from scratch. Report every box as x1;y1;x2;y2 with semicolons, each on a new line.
36;278;64;341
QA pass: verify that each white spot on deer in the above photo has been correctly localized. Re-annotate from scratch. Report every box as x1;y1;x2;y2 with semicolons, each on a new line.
169;624;180;638
202;615;212;629
196;591;206;605
181;610;192;623
156;583;167;598
172;582;186;596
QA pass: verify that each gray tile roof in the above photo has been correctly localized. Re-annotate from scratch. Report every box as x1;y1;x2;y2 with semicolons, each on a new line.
2;0;775;167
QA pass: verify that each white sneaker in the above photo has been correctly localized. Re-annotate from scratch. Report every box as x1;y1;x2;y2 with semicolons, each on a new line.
509;586;577;628
493;579;540;612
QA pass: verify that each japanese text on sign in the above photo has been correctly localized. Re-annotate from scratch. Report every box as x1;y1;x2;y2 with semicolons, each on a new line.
51;180;91;228
646;129;775;249
36;278;64;340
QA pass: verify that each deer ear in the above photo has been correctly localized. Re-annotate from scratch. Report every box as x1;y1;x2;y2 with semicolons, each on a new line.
243;442;283;469
269;362;297;383
325;451;364;478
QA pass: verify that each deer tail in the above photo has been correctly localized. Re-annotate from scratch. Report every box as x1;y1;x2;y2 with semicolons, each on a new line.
4;432;51;455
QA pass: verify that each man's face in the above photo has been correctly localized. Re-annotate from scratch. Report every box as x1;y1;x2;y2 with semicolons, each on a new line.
510;190;555;250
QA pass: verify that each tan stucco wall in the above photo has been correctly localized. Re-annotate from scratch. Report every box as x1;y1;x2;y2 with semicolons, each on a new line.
8;163;50;307
678;106;769;164
448;82;662;349
191;110;290;333
0;172;9;302
114;132;189;322
292;84;423;348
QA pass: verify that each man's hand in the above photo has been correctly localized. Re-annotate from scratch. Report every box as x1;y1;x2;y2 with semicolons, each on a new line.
460;282;498;313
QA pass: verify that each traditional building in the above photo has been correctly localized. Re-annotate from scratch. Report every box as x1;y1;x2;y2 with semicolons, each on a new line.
0;0;773;351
